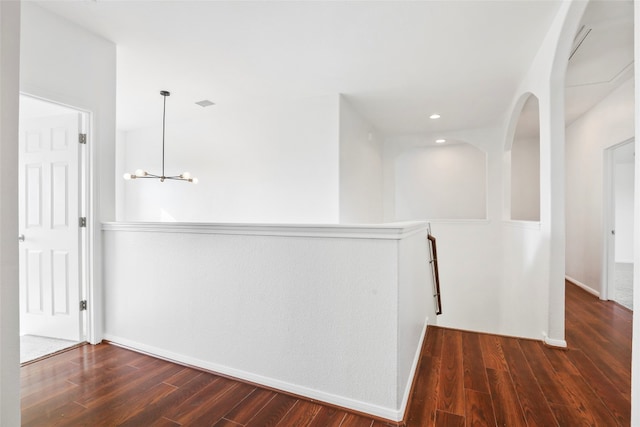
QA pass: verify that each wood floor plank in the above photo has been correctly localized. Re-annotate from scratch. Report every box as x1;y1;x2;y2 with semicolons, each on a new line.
307;406;347;427
553;371;620;427
184;382;255;426
406;353;440;426
222;388;277;425
340;413;375;427
150;417;181;427
499;337;558;427
21;385;84;426
434;410;465;427
117;369;220;427
486;368;526;427
21;400;87;427
517;340;569;406
21;376;81;410
406;326;444;426
478;334;509;372
74;358;181;408
464;389;496;427
245;394;297;426
436;329;465;416
59;379;178;426
213;419;244;427
424;326;444;357
163;367;204;388
461;331;489;394
165;377;235;422
275;400;323;426
568;348;630;425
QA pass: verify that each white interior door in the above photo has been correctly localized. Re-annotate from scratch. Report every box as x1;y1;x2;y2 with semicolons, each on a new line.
604;139;635;309
19;112;82;341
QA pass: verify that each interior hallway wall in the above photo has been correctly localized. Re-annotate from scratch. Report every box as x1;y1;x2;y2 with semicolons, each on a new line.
393;142;487;221
0;2;21;424
565;77;634;295
119;95;340;224
511;135;540;221
614;153;635;263
339;96;383;224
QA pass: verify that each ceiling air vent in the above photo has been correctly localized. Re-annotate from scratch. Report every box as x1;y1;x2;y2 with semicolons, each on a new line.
195;100;215;108
569;25;592;61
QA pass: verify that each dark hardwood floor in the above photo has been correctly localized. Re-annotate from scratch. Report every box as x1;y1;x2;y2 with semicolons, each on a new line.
21;281;631;426
407;281;632;426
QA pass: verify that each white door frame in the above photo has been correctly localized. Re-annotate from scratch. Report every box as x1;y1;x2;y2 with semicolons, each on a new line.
19;92;93;342
602;137;635;301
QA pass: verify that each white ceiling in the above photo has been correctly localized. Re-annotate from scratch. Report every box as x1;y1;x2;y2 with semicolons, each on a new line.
565;0;634;126
32;1;632;138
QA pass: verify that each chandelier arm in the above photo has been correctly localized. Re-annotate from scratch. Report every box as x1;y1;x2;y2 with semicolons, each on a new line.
142;173;161;178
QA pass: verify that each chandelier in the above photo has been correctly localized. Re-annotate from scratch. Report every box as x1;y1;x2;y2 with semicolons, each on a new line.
123;90;198;183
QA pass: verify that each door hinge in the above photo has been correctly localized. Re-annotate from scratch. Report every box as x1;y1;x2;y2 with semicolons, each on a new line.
79;133;87;144
80;300;87;311
79;217;87;228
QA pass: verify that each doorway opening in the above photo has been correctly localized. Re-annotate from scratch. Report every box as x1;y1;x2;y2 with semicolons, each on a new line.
18;95;90;363
604;139;635;310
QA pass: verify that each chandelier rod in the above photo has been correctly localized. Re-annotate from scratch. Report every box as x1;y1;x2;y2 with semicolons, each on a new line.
161;90;169;178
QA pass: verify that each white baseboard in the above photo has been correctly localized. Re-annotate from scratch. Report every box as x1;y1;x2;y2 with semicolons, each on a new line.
542;332;567;349
102;333;404;422
398;317;429;419
565;275;600;298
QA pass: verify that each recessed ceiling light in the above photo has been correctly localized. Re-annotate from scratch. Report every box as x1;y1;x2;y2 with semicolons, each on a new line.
435;139;446;144
195;100;215;108
429;114;441;119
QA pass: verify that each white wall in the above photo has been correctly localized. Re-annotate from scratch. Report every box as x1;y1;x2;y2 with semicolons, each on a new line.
501;222;548;337
394;142;487;221
499;1;587;347
0;2;21;425
511;135;540;221
615;160;634;263
339;96;383;224
632;4;640;423
566;77;634;293
102;221;434;421
120;95;340;224
429;221;502;335
20;2;117;343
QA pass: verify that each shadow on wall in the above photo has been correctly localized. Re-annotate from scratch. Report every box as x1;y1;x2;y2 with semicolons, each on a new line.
509;94;541;222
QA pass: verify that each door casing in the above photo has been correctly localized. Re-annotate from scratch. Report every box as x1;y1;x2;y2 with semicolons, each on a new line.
18;93;91;343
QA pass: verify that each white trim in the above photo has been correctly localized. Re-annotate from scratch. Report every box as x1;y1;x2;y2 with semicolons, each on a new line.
566;275;600;298
602;139;636;304
542;332;567;349
103;334;404;422
397;318;429;419
102;220;429;240
426;219;491;225
502;220;541;230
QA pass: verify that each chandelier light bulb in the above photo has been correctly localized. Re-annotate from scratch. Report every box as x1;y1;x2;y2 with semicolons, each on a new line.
191;177;199;184
181;172;191;180
123;173;132;180
135;169;147;177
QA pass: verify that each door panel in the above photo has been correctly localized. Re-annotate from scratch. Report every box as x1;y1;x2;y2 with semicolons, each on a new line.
19;113;82;341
